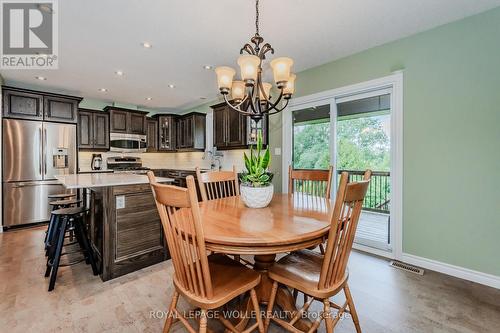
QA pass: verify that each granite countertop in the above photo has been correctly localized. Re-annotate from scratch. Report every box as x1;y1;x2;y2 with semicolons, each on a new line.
55;174;174;189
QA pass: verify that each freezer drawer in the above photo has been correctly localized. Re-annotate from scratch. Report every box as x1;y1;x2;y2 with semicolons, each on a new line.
2;181;73;227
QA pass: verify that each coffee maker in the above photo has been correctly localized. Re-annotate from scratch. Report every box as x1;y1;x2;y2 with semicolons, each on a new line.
91;153;103;170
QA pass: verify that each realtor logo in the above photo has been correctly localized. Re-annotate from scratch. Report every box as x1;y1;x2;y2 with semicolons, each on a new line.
1;0;58;69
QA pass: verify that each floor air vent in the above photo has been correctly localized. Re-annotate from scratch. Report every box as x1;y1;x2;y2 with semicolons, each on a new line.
389;260;425;275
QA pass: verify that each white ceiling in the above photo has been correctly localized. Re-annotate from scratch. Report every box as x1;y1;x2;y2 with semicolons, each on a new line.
2;0;500;112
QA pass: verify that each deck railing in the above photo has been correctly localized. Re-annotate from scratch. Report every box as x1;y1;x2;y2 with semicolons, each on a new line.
338;170;390;214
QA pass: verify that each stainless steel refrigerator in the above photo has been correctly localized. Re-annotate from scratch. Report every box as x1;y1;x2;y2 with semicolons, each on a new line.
2;119;76;228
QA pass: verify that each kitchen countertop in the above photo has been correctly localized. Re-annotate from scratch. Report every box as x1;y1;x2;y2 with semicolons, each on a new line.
153;167;212;172
55;173;174;189
78;169;114;174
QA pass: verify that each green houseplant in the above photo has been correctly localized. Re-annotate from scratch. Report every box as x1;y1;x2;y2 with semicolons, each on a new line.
239;130;274;208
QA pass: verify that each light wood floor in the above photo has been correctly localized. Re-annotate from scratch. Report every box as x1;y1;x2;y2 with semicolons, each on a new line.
1;226;500;332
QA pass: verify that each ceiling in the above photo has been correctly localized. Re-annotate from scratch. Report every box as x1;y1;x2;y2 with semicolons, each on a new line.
2;0;500;112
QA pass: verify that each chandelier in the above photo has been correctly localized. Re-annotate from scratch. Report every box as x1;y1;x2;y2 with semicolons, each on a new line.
215;0;296;122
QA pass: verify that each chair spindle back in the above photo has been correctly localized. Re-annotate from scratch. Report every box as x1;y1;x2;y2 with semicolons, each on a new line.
319;170;372;289
148;172;213;299
196;166;240;201
288;166;334;199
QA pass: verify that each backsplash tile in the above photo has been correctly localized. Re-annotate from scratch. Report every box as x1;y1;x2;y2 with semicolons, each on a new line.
78;150;248;172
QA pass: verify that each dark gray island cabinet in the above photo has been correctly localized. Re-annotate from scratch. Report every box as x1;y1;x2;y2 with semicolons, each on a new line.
55;174;174;281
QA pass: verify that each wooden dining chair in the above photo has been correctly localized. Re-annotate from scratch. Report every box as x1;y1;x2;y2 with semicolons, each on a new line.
288;165;334;199
196;166;240;202
289;165;334;254
147;172;264;333
266;170;372;333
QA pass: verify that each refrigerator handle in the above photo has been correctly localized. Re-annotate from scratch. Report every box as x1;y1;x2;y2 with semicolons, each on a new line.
43;127;47;175
39;127;43;176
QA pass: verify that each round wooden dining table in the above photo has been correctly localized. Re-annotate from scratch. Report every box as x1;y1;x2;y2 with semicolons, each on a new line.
199;193;332;331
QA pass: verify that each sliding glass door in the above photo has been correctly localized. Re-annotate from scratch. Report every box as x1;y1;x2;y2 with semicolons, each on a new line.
335;90;392;251
292;104;331;170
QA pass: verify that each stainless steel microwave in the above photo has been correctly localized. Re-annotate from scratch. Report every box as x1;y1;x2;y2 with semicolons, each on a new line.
110;133;147;153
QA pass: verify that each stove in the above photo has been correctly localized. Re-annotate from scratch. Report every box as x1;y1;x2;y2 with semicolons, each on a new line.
106;156;151;174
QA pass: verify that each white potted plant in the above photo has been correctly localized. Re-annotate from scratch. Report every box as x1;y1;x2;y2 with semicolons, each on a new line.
239;130;274;208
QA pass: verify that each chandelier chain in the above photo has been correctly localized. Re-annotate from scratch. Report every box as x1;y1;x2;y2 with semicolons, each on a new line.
255;0;259;35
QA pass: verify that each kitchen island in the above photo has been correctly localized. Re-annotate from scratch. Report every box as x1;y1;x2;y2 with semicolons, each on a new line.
56;173;174;281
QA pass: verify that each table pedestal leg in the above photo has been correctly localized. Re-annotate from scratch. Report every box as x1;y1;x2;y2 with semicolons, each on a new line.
253;254;313;332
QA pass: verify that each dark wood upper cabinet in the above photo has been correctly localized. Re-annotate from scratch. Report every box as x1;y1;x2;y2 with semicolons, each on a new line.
146;117;158;152
78;109;109;150
78;110;93;149
93;112;110;149
44;95;78;123
211;102;268;150
155;114;176;152
104;106;147;135
130;112;146;134
176;113;206;151
213;106;226;148
108;109;128;133
2;86;81;123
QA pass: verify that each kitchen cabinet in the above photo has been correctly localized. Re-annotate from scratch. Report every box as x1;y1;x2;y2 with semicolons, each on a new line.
78;109;110;150
211;102;268;149
146;117;158;152
88;184;169;281
153;168;203;200
43;95;79;123
176;112;206;151
2;86;82;123
155;114;176;152
105;106;147;134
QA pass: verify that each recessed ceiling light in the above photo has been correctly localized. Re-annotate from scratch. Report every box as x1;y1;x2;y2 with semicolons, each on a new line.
168;84;175;88
35;76;46;81
145;97;153;101
98;88;107;92
141;42;152;48
203;65;213;70
115;70;124;76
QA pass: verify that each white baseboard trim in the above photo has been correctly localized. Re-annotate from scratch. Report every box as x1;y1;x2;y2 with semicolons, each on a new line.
401;253;500;290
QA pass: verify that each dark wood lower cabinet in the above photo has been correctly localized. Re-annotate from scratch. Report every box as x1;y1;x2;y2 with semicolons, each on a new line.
88;184;169;281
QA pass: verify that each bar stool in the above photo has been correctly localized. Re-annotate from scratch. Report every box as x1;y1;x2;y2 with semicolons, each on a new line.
47;193;76;200
45;206;98;291
45;198;83;253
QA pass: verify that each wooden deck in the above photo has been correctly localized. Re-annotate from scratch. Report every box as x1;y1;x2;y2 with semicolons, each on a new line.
355;210;390;248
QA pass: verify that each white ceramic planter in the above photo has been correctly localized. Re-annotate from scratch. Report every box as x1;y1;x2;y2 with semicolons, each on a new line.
240;184;274;208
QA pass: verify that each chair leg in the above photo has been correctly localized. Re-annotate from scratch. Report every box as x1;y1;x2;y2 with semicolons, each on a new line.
199;309;207;333
45;215;60;277
163;291;179;333
344;283;361;333
48;216;68;291
323;298;333;332
45;213;60;256
319;243;325;255
250;289;264;333
75;219;98;275
265;281;279;330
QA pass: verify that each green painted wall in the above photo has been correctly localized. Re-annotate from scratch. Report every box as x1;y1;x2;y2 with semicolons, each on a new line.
296;7;500;276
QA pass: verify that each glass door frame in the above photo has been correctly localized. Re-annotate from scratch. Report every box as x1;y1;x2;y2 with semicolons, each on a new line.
282;72;403;260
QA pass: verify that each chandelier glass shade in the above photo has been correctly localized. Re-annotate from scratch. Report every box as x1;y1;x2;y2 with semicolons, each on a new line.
215;0;295;122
